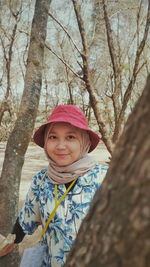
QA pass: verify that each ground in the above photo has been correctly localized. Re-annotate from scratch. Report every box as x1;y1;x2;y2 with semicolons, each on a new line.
0;142;110;255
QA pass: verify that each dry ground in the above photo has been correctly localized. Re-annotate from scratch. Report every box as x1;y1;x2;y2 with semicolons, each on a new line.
0;142;110;255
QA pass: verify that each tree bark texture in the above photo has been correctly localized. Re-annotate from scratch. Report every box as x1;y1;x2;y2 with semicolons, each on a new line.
0;0;51;266
66;75;150;267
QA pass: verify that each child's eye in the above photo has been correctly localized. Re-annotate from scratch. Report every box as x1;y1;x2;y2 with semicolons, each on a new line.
48;135;57;139
67;135;76;139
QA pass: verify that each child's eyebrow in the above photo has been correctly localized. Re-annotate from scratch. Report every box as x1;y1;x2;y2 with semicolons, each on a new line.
48;131;77;134
48;131;56;134
66;131;77;134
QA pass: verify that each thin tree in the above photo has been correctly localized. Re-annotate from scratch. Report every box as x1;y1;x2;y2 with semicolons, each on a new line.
66;75;150;267
0;0;51;266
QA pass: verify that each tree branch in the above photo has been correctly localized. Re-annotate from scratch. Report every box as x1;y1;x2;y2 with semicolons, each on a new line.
118;0;150;126
44;42;82;80
102;0;121;131
112;0;150;142
71;0;113;154
48;11;82;56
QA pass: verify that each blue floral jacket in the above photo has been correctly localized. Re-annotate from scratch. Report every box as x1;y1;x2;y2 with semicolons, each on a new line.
19;164;108;266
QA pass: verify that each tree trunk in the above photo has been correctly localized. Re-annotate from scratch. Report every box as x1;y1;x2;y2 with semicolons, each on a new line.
66;75;150;267
0;0;51;266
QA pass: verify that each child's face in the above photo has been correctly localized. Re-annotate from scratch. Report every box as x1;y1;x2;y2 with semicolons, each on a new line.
46;122;81;166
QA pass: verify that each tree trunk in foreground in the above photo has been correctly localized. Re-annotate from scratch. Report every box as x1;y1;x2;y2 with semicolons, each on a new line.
0;0;51;266
66;75;150;267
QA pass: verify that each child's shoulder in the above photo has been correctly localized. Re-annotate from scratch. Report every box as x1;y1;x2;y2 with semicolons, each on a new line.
32;168;48;183
93;163;108;173
91;163;108;184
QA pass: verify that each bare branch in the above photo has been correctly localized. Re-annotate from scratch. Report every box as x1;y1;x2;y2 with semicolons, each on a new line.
118;0;150;123
102;0;121;129
61;47;74;104
111;0;150;143
136;0;143;47
71;0;113;154
135;61;147;75
0;26;12;42
44;42;82;80
48;12;82;56
102;0;120;82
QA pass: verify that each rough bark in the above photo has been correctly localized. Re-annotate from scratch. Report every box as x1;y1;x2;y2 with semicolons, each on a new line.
0;0;51;266
66;75;150;267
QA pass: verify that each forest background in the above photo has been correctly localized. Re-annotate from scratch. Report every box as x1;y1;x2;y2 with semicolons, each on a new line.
1;0;150;150
0;0;150;266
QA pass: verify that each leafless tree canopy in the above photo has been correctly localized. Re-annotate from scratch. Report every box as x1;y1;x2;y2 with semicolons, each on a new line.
0;0;150;148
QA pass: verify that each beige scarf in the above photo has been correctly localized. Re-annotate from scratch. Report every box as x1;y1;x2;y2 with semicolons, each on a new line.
44;123;96;184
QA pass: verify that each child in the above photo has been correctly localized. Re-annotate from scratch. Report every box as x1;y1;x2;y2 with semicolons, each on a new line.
0;105;108;266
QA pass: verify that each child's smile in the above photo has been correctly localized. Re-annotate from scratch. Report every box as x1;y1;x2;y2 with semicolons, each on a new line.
46;122;81;166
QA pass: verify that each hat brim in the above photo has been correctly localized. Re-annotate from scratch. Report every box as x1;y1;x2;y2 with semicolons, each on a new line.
33;120;100;153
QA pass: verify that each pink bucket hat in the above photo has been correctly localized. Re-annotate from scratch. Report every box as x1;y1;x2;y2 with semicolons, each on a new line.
33;105;100;152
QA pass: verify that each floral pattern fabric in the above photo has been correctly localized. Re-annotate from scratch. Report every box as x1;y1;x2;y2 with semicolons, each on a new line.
19;164;108;267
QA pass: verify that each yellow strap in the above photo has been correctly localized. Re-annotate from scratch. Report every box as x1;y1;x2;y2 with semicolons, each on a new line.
40;177;78;240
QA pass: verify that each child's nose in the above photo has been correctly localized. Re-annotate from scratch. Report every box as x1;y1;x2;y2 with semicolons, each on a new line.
57;140;66;149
